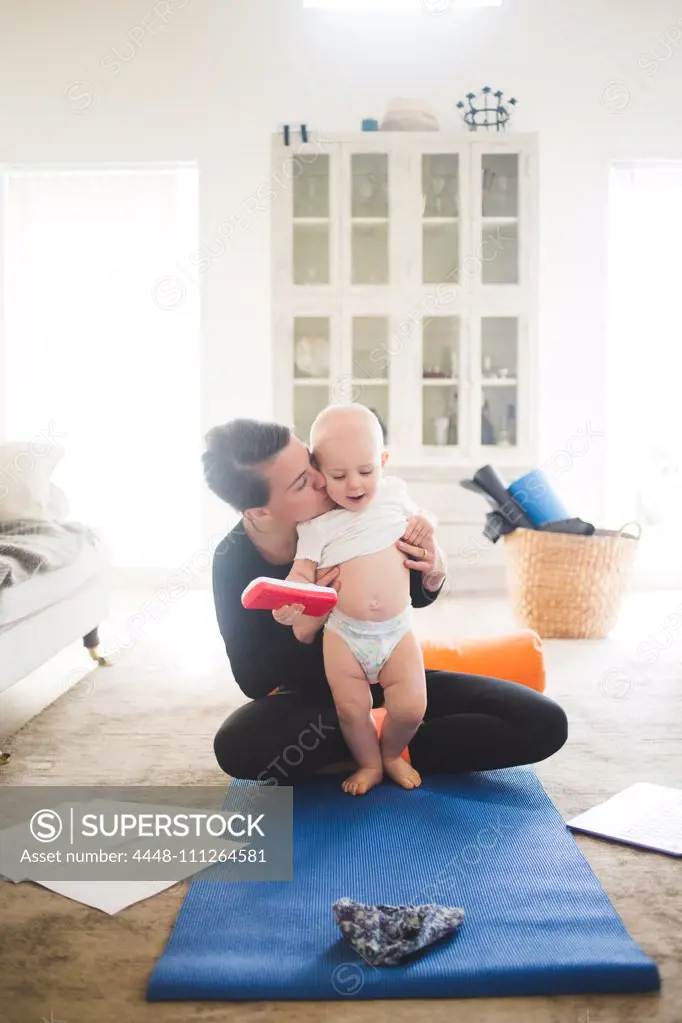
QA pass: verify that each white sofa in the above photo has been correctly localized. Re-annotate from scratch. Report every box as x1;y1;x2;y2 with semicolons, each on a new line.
0;535;110;740
0;440;111;756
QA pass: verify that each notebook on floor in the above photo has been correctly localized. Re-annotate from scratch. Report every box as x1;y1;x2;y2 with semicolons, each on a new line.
567;782;682;857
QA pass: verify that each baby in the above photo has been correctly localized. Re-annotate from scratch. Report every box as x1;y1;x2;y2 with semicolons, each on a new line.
274;403;437;796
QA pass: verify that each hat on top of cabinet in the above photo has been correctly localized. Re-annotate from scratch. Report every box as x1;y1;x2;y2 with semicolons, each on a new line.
380;98;439;131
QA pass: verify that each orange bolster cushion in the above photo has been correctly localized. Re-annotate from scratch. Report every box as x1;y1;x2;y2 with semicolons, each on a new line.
420;628;546;693
268;630;545;698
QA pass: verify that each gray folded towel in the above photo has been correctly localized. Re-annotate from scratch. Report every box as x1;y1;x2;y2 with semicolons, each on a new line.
332;898;465;967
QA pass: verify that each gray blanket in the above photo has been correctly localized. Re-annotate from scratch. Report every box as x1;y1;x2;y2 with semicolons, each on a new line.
0;520;100;589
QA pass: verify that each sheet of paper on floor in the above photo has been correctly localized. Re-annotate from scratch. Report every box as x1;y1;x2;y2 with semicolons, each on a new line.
24;877;181;914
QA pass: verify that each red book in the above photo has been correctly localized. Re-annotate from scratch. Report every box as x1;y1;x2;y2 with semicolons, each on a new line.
241;576;338;617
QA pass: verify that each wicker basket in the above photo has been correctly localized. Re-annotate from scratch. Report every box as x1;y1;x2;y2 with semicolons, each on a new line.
503;523;641;639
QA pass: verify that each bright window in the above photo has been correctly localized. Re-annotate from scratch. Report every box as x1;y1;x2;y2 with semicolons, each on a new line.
607;164;682;564
3;166;201;568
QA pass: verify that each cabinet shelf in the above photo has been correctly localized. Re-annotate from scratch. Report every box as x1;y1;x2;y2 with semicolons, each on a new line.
423;217;459;225
422;377;459;386
294;377;329;386
293;217;329;225
422;445;462;452
482;377;518;386
351;217;388;225
482;216;518;224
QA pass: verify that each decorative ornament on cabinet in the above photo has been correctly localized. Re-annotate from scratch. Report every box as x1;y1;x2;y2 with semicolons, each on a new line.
456;88;517;132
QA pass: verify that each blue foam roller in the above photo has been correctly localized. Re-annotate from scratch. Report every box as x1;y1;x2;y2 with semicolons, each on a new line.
508;469;569;526
147;768;660;1001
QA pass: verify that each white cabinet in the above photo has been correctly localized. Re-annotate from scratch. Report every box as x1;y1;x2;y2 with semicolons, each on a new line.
272;131;538;473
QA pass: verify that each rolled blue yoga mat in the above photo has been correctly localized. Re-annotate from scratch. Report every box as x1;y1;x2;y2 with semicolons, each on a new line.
147;768;660;1002
508;469;570;526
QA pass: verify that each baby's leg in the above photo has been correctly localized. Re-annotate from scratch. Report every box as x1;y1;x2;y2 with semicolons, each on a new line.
378;631;427;789
323;628;383;796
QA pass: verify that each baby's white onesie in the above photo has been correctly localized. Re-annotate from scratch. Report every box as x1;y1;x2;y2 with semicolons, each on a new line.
295;475;419;570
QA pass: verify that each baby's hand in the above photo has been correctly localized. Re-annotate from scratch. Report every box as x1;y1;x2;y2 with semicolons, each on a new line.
272;603;305;626
402;513;434;550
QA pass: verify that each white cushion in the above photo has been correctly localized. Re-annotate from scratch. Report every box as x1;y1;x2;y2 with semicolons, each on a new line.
0;441;66;522
46;483;71;521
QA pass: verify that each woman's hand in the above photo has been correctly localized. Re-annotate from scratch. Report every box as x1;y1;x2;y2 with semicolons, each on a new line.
272;603;305;626
402;513;435;550
396;517;447;592
316;565;341;592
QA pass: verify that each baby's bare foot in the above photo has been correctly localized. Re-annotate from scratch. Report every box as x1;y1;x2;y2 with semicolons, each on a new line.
383;757;422;790
341;766;383;796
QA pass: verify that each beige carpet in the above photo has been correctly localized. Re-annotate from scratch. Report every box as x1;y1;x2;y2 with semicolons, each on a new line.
0;588;680;1023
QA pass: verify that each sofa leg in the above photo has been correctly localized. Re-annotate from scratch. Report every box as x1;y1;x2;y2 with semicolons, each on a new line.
83;627;99;648
83;626;111;667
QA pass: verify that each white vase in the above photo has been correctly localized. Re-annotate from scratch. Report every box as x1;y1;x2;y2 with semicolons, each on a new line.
434;416;450;445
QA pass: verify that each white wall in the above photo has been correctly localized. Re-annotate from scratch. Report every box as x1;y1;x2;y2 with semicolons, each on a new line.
2;0;682;549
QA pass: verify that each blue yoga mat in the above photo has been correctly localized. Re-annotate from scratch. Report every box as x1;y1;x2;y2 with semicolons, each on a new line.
147;768;660;1001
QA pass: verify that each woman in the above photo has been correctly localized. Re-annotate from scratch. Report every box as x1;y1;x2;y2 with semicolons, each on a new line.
203;418;567;784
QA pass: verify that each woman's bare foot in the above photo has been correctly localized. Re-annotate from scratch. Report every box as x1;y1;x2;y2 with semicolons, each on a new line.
341;766;383;796
383;757;422;790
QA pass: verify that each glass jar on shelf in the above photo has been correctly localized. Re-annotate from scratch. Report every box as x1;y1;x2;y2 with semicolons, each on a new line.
447;391;458;445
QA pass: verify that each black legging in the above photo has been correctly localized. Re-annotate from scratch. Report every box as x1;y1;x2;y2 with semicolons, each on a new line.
214;670;568;784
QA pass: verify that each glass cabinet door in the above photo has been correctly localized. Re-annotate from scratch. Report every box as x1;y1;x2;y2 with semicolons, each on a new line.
349;316;389;428
350;153;389;285
339;144;397;288
422;153;460;285
480;316;519;448
292;152;331;286
328;315;391;433
479;152;520;285
292;315;331;440
421;316;461;447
